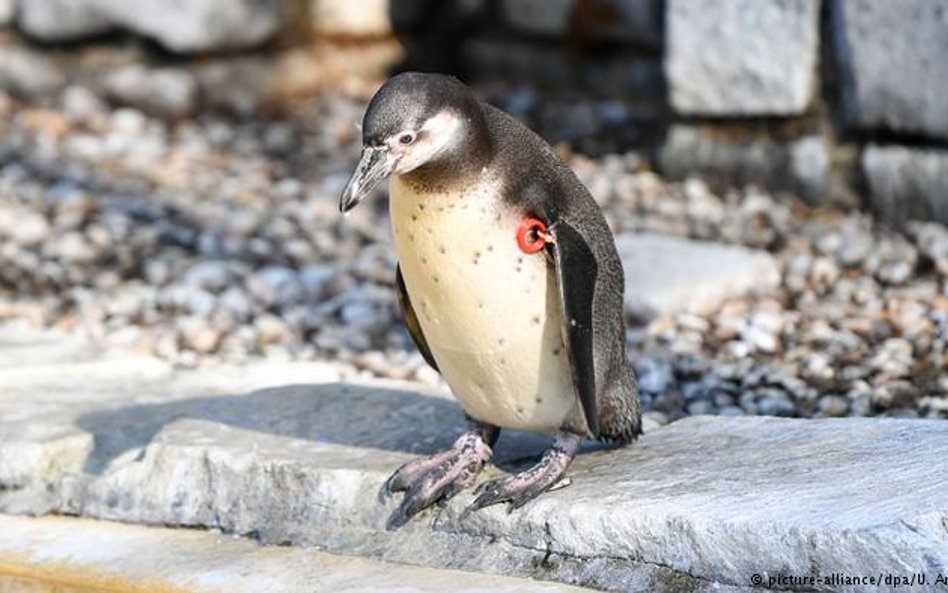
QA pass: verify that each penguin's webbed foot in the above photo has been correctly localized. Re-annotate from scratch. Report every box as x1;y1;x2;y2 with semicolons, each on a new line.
464;432;581;516
382;422;498;529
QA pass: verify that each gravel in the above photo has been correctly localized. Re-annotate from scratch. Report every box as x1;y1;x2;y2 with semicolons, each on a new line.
0;80;946;422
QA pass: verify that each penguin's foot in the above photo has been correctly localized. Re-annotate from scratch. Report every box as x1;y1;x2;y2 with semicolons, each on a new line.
464;432;581;516
382;422;498;529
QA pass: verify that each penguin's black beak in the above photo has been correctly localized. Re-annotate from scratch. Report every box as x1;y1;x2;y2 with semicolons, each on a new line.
339;146;396;213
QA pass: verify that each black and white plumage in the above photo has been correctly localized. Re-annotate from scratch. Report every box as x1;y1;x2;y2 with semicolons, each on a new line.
340;72;640;528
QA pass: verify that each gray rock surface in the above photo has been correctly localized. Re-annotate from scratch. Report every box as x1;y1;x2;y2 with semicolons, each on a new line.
4;326;945;592
863;144;948;227
501;0;572;37
501;0;662;47
464;38;664;108
788;135;829;203
833;0;948;140
0;44;64;99
659;127;835;203
0;515;585;593
618;232;781;319
658;125;785;187
665;0;820;115
102;66;199;119
15;0;290;52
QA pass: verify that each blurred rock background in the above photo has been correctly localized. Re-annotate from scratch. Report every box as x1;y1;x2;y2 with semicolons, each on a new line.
1;0;947;423
3;0;947;216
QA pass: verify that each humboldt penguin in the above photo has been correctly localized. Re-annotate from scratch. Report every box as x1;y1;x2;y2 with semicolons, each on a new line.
340;72;640;529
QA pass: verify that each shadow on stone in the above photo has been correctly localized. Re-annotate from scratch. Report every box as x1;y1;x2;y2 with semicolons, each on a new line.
74;382;612;475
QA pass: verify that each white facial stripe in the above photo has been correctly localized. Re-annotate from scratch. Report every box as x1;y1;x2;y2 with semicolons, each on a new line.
394;109;464;174
422;110;462;147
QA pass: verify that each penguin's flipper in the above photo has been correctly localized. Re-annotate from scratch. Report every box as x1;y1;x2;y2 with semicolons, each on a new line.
548;220;600;437
395;265;439;371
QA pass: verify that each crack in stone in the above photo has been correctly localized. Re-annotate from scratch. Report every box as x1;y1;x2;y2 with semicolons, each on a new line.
461;526;727;592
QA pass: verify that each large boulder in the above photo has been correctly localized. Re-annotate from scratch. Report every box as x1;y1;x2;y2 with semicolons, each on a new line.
665;0;820;116
15;0;292;53
832;0;948;141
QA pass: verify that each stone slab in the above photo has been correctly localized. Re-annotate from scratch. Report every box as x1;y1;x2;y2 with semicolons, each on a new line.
833;0;948;141
863;144;948;227
0;515;587;592
2;350;947;592
617;232;781;320
15;0;290;52
501;0;662;48
666;0;820;115
464;38;665;105
0;324;342;509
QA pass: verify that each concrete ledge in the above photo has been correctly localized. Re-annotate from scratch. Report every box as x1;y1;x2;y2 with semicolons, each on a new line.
0;515;585;592
3;366;947;592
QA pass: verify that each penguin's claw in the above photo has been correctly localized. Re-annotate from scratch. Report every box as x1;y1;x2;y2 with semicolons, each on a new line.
462;432;581;518
381;428;495;529
464;471;557;516
379;448;456;503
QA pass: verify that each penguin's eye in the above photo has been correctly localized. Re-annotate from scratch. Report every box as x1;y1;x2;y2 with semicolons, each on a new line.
398;133;415;145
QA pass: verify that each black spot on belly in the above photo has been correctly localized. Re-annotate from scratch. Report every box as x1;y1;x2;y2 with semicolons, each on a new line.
439;245;446;254
535;396;543;403
532;315;541;324
516;405;525;414
498;338;505;346
552;347;560;356
432;275;440;284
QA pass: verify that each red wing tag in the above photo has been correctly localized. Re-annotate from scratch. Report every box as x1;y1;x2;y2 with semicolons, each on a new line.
516;217;549;254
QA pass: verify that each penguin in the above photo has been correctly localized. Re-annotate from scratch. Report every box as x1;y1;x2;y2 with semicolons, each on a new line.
339;72;640;529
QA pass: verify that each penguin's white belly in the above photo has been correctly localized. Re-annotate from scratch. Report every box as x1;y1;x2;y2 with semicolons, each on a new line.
390;175;576;432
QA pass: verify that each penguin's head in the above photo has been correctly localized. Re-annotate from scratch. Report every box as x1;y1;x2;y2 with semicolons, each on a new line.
340;72;479;212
